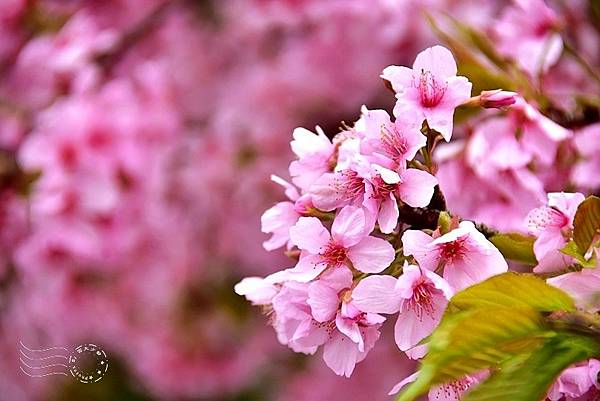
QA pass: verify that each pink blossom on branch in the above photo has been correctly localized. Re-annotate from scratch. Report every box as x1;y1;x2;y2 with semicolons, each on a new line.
285;205;395;281
527;192;585;272
402;221;508;291
352;264;452;356
381;45;472;141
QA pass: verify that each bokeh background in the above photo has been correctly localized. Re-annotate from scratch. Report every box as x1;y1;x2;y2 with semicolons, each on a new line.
0;1;597;400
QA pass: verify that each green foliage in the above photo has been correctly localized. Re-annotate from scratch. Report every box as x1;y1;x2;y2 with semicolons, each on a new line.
463;333;600;401
445;273;575;314
396;273;600;401
560;240;597;268
489;233;537;266
572;196;600;255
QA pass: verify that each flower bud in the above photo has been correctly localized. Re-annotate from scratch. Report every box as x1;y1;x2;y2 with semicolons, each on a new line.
479;89;517;108
293;194;313;215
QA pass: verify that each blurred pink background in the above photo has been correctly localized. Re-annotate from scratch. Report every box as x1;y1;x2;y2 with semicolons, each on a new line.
1;1;596;400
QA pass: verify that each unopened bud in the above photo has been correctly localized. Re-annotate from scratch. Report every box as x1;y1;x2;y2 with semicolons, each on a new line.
294;194;313;215
479;89;517;109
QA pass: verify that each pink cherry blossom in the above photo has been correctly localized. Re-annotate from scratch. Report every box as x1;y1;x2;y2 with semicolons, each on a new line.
352;264;452;354
402;221;508;291
548;266;600;313
572;123;600;190
309;168;368;212
381;45;472;141
306;267;386;376
527;192;585;269
547;360;600;401
251;267;384;377
261;175;304;251
510;97;572;166
360;107;426;171
494;0;563;76
363;165;438;234
289;126;335;191
286;206;395;281
389;371;483;400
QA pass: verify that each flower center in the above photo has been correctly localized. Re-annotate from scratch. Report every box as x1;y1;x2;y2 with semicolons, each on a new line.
371;175;398;200
439;376;477;399
380;124;409;163
404;280;438;320
528;206;569;232
417;70;447;108
334;170;365;205
322;241;347;266
440;238;467;262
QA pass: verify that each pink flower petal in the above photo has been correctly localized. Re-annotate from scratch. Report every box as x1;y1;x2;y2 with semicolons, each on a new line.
401;230;440;271
394;292;447;351
347;236;395;273
351;275;401;314
378;194;399;234
412;45;458;79
289;217;330;254
307;281;341;322
331;206;366;247
322;332;361;377
285;254;328;282
398;169;437;208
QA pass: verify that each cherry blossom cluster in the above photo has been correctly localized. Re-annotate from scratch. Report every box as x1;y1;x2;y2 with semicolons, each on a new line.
237;45;512;379
237;0;600;394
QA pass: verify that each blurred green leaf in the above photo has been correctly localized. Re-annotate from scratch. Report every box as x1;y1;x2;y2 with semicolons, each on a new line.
395;274;591;401
560;240;597;268
463;333;600;401
489;233;537;266
573;196;600;254
446;273;575;314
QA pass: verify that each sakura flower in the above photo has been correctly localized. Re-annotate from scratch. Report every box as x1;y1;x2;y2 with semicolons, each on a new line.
548;267;600;313
389;371;483;400
289;126;335;190
494;0;563;76
511;97;571;166
402;221;508;291
364;165;438;234
352;264;453;354
261;175;304;251
306;267;386;376
310;168;367;212
286;206;395;281
360;107;426;170
547;360;600;401
381;46;472;141
527;192;585;268
263;267;384;377
234;270;289;306
571;123;600;190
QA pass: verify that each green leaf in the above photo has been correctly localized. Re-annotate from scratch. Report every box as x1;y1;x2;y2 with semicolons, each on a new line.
396;308;550;401
573;196;600;255
489;233;537;265
463;333;600;401
560;240;597;268
446;273;576;315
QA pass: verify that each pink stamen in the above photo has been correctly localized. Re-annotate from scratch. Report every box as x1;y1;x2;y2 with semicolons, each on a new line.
439;238;467;262
334;170;366;205
322;241;348;267
417;70;447;108
380;124;409;163
371;175;398;200
403;280;438;321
